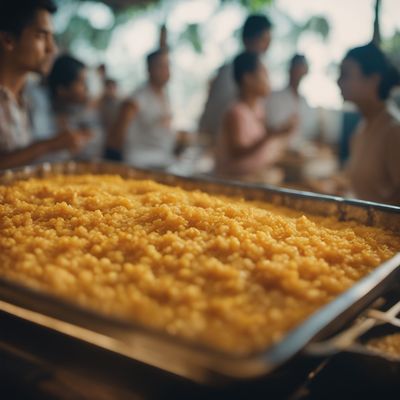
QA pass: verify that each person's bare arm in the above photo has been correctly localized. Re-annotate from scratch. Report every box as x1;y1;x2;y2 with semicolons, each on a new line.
105;99;138;156
0;129;92;170
224;110;271;158
174;130;193;156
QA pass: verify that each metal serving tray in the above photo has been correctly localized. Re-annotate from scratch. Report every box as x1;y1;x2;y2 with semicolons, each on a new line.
0;161;400;385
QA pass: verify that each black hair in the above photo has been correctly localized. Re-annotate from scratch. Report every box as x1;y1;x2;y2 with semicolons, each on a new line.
345;42;400;100
47;54;86;98
289;54;308;70
233;51;260;86
146;48;168;69
242;14;272;43
0;0;57;37
105;78;117;86
97;63;106;73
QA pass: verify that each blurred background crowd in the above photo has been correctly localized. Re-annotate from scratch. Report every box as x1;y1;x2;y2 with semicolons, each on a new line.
1;0;400;205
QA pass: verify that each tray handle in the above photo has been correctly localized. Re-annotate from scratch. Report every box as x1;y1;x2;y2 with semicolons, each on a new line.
306;296;400;357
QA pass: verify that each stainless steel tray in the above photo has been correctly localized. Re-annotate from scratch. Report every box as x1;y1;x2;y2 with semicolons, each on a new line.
1;161;400;384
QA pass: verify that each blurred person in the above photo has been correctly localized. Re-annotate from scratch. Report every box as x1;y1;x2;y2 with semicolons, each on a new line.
98;78;120;135
0;0;91;170
198;14;272;144
25;74;54;139
47;54;102;160
97;64;107;86
105;49;188;168
265;54;314;148
337;42;400;205
91;63;107;100
215;52;296;180
159;24;168;50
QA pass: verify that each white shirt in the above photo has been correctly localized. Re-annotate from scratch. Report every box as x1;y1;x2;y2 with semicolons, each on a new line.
24;79;53;140
124;83;176;169
265;87;316;148
0;86;31;153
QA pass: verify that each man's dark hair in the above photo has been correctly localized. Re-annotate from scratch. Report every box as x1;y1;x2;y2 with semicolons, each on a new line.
105;78;117;87
289;54;308;71
345;42;400;100
242;14;272;43
146;48;168;69
0;0;57;36
47;54;86;98
233;51;260;85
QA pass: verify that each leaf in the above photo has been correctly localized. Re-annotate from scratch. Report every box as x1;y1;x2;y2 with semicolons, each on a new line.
180;24;202;53
382;30;400;68
220;0;274;11
302;16;330;41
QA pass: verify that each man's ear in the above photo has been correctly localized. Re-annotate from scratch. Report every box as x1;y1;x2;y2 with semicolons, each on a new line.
369;73;382;92
57;86;69;100
242;72;253;87
0;32;16;51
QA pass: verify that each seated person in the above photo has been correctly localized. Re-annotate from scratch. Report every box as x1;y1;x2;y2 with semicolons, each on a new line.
215;52;296;180
105;49;187;169
47;54;102;160
337;42;400;205
0;0;90;170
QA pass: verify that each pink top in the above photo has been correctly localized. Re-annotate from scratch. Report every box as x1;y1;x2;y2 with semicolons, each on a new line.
216;101;286;177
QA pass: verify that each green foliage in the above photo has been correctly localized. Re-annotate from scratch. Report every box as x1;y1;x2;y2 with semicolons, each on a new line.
221;0;273;11
383;30;400;53
283;14;330;49
303;15;330;40
55;0;155;52
382;30;400;68
55;0;329;54
180;24;202;53
56;13;114;51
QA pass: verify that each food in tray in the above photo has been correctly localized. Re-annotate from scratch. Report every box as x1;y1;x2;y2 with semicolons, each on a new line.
0;174;400;354
367;333;400;358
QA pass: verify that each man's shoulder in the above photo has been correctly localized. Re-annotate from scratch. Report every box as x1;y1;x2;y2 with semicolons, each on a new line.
0;86;11;102
269;87;292;100
386;102;400;123
216;63;233;79
226;101;248;119
130;83;150;99
219;62;232;72
209;62;235;100
379;104;400;140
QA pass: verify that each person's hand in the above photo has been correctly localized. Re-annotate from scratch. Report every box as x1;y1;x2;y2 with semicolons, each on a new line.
120;99;139;123
174;130;192;156
53;129;93;154
279;114;299;134
305;174;350;197
105;99;138;151
268;114;299;138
